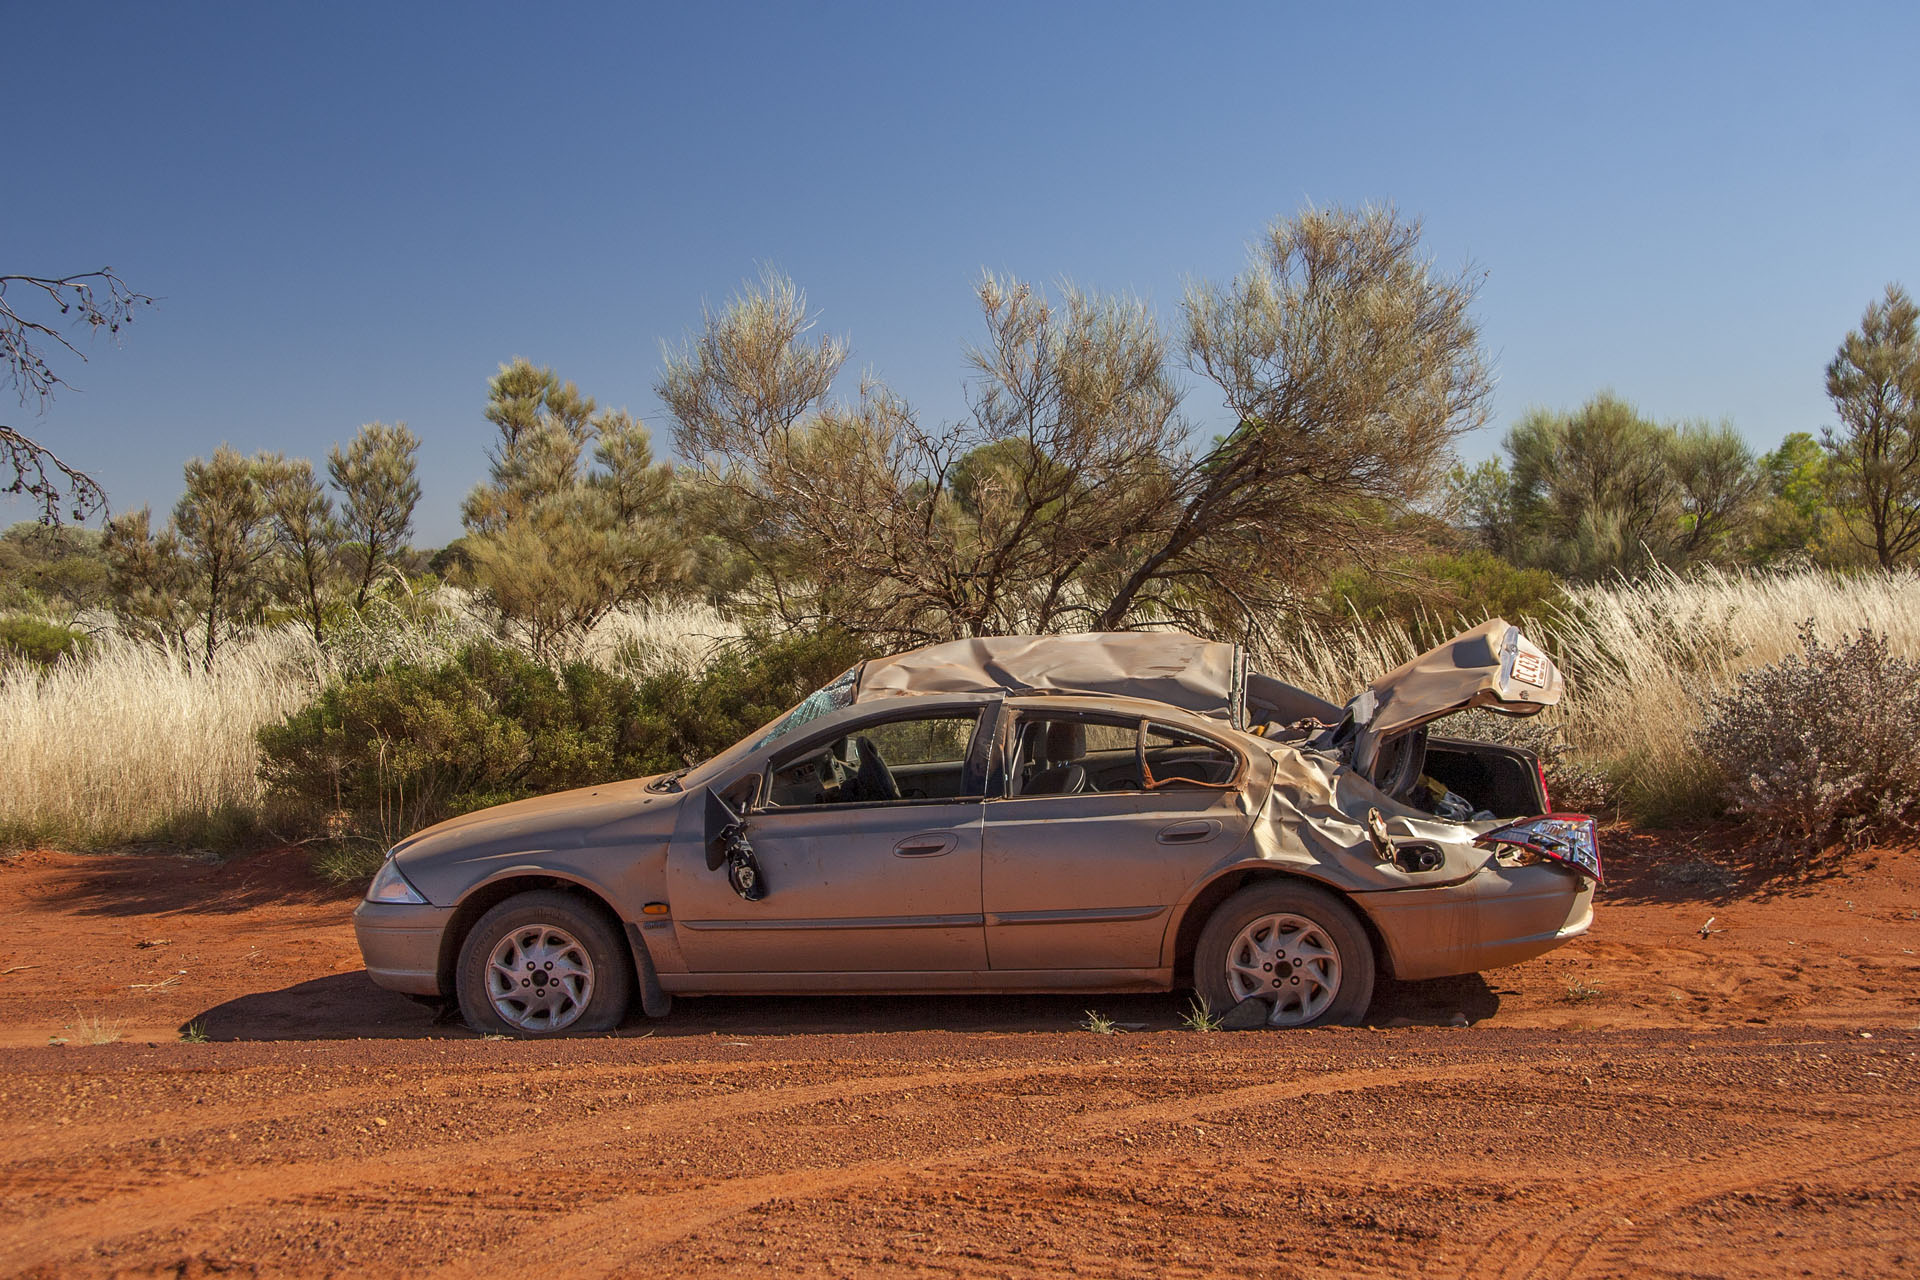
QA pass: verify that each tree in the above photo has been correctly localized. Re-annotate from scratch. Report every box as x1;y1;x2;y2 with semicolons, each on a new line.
663;271;1184;641
106;446;277;668
463;360;686;662
1750;431;1835;562
261;456;341;644
1823;284;1920;569
1;269;151;524
329;422;421;608
1098;205;1490;632
665;208;1489;646
1480;394;1764;578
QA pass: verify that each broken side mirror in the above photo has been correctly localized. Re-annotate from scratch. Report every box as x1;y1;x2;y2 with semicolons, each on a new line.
703;786;768;901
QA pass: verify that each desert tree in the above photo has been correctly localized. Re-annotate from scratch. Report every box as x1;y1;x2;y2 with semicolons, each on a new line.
106;446;278;668
329;421;421;608
1823;283;1920;569
1091;204;1492;633
462;360;687;661
0;268;151;524
661;270;1184;642
261;455;342;643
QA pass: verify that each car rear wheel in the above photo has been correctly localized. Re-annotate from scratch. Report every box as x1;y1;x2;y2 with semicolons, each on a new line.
1194;881;1375;1028
456;891;633;1036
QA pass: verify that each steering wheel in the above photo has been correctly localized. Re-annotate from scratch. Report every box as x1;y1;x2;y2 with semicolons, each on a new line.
852;736;900;802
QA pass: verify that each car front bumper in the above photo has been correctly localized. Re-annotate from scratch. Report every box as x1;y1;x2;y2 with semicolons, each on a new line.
352;900;455;996
1359;861;1595;981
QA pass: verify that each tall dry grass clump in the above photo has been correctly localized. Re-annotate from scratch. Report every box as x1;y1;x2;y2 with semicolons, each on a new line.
0;596;743;849
1546;567;1920;821
0;631;319;847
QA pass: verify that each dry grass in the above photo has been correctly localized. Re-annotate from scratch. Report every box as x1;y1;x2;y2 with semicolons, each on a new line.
0;594;741;849
3;568;1915;847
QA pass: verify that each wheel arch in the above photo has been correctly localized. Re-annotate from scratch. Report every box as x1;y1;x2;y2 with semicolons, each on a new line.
1168;866;1394;987
438;870;635;998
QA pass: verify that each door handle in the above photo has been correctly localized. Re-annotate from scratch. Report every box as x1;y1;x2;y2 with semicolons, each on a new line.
894;834;957;858
1157;820;1220;845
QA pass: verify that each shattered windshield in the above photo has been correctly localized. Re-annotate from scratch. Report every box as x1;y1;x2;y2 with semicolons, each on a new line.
752;665;860;750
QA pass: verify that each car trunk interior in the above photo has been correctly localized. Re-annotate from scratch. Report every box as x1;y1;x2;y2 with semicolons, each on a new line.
1421;736;1548;818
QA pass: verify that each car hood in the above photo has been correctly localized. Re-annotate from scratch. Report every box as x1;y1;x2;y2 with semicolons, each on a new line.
390;774;684;864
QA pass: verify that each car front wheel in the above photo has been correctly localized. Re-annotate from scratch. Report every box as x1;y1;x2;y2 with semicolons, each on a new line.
456;891;633;1036
1194;881;1375;1028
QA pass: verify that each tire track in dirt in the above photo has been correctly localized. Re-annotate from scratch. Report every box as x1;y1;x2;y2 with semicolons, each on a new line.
1447;1118;1920;1280
425;1059;1521;1280
1;1055;873;1163
0;1057;1132;1272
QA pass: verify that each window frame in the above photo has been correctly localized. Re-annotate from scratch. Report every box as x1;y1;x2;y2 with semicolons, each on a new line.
754;704;998;813
993;706;1248;801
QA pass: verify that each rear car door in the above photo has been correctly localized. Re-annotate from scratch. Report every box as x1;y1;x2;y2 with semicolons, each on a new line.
981;709;1254;972
668;708;991;975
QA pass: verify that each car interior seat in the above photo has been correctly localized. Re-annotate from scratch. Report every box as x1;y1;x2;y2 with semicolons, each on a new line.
1022;720;1088;795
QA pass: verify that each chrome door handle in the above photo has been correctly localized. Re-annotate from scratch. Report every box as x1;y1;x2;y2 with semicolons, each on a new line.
894;834;957;858
1157;820;1220;845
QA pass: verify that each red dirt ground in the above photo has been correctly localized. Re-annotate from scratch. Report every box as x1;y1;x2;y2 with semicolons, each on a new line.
1;830;1916;1278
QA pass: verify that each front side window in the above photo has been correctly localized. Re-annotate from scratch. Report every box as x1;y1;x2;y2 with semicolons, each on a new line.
767;713;982;808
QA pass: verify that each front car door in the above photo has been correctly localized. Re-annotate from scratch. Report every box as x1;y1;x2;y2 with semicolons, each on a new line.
981;705;1256;975
667;703;994;981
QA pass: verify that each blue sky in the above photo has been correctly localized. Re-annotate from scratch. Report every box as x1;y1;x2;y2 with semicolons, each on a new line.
8;2;1917;542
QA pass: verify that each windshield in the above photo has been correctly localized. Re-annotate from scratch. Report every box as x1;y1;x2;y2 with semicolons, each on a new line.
752;665;860;750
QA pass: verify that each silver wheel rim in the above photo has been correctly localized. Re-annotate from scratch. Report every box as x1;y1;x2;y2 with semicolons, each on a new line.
1224;911;1342;1027
485;924;595;1033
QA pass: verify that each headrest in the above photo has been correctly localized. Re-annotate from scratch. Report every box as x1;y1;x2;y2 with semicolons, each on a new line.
1043;721;1085;764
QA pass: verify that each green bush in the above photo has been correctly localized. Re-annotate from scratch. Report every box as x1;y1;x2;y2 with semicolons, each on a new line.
258;644;659;848
0;616;91;667
1693;626;1920;858
623;624;874;772
1322;550;1565;646
257;626;872;862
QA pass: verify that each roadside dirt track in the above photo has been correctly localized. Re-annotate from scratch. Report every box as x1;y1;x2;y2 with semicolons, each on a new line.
2;834;1917;1278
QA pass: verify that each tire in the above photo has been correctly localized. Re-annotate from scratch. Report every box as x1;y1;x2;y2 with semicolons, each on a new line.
1193;880;1375;1028
456;890;633;1037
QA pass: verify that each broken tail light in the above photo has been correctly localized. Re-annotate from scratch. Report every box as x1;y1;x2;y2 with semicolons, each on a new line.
1475;814;1602;883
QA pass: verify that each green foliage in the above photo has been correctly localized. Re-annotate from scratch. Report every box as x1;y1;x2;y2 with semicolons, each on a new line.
0;615;90;666
1489;394;1764;579
1180;996;1223;1032
257;643;658;847
1822;284;1920;569
329;422;422;609
622;625;875;774
0;522;109;616
1604;746;1725;830
463;359;689;661
1321;549;1564;646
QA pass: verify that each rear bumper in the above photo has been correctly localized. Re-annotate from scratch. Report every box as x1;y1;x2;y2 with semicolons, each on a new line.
1358;862;1594;981
352;900;455;996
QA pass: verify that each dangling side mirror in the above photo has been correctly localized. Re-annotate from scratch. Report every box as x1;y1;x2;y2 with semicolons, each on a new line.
703;786;767;901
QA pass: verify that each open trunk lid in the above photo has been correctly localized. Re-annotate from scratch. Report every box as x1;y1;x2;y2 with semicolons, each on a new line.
1343;618;1564;782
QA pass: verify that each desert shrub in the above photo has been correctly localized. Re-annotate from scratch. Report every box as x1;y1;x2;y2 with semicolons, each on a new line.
257;643;658;849
1693;625;1920;857
1321;550;1566;647
622;624;875;772
0;616;91;667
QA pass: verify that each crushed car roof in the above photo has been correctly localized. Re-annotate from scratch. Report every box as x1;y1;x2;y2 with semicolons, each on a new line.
854;632;1249;727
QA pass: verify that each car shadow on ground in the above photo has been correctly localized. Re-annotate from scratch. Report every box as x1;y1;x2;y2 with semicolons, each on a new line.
186;970;1501;1041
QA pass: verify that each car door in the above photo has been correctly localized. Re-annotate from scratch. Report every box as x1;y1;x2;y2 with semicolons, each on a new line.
667;707;991;976
981;710;1254;972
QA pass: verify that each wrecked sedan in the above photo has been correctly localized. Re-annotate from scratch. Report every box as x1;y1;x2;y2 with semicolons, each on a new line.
354;620;1599;1035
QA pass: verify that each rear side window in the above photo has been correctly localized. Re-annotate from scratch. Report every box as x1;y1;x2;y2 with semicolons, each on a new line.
1006;713;1240;795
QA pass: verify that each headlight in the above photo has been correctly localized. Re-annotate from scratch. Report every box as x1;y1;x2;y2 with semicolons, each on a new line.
365;857;428;904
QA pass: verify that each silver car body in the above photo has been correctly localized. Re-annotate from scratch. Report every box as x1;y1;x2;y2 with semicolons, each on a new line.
355;620;1595;1004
